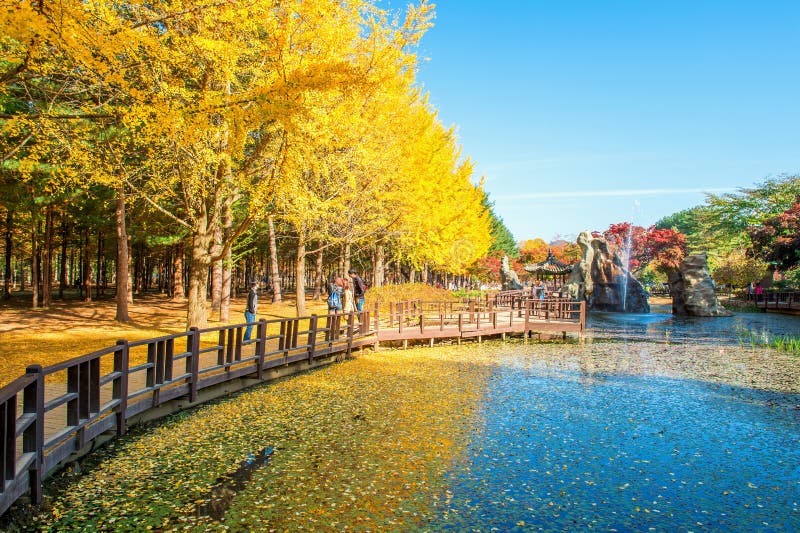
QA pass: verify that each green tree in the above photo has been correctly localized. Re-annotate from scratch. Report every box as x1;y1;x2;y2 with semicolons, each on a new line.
481;192;518;258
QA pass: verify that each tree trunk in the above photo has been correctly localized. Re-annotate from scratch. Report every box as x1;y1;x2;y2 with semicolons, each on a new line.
95;231;103;299
211;223;222;312
31;218;39;309
295;230;306;317
42;204;54;307
115;186;131;322
187;216;213;329
268;215;281;302
220;198;232;322
59;217;67;299
343;241;351;275
172;242;186;301
374;243;384;287
409;268;416;284
312;247;324;300
126;237;134;304
4;209;12;300
83;226;91;302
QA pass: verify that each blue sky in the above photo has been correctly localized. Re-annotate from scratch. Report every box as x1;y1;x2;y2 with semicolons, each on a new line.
403;1;800;242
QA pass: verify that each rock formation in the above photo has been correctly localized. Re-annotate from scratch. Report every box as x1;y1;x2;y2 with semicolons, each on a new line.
564;230;650;313
669;253;732;316
500;255;523;291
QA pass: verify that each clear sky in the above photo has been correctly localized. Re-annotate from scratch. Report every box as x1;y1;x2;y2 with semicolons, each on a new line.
403;0;800;243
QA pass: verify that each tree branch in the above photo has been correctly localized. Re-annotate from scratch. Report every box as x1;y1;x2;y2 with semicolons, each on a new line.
112;1;232;34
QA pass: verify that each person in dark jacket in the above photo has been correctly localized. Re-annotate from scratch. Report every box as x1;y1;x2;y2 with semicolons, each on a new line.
244;280;258;341
348;269;367;312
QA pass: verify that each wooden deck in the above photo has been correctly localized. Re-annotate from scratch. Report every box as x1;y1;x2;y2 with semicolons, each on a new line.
374;297;585;343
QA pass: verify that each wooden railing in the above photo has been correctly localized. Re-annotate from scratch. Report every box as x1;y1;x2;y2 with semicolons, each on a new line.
750;291;800;310
0;310;372;516
377;297;585;342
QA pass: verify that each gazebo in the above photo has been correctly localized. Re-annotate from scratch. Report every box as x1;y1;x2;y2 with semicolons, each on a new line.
524;249;574;288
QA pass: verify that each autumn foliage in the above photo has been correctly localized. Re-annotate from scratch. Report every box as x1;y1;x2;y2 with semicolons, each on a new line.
603;223;687;272
749;197;800;271
0;0;492;327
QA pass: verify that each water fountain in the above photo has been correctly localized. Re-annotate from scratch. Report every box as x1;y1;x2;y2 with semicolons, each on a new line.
618;222;634;311
564;230;650;313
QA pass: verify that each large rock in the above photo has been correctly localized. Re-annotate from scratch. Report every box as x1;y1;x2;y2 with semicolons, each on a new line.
565;230;650;313
500;255;523;290
669;253;732;316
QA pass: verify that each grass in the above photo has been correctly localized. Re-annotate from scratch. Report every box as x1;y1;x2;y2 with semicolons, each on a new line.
735;326;800;354
364;282;456;312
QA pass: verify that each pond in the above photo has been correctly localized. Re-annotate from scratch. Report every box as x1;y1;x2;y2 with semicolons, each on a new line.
587;304;800;344
439;356;800;531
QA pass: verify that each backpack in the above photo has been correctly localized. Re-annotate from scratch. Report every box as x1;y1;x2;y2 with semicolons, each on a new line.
327;289;342;310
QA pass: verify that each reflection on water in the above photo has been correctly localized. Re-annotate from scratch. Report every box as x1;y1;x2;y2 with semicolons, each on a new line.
588;304;800;344
195;447;274;520
440;361;800;531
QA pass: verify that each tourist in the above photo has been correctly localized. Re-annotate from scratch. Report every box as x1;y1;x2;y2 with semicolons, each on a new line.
348;268;367;312
327;276;343;313
537;280;547;300
755;283;763;296
342;278;355;314
244;280;259;341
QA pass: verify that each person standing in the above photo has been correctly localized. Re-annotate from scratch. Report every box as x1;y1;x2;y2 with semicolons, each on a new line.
348;269;367;312
244;280;258;341
328;276;343;313
342;278;355;314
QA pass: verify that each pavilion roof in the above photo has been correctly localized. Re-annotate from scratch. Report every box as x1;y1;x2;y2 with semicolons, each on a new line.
524;249;574;275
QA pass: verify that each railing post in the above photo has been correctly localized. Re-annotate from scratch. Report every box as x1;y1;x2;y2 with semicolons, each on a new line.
580;301;586;333
256;320;267;380
217;330;226;366
24;365;44;505
398;305;404;334
308;315;318;362
291;318;300;348
524;301;531;339
226;328;235;367
346;313;355;356
374;302;380;335
188;327;200;403
114;341;129;436
235;327;243;362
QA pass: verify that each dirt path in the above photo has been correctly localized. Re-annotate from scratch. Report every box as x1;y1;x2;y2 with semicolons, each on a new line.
0;292;329;386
